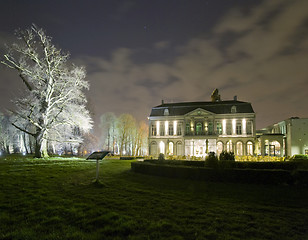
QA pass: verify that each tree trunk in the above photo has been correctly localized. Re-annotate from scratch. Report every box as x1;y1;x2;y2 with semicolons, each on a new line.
34;131;49;158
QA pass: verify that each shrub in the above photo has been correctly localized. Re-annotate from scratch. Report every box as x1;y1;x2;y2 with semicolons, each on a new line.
219;151;235;161
205;152;218;168
290;154;308;161
158;153;165;161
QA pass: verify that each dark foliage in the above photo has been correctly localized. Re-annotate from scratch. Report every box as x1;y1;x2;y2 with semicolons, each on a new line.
158;153;165;161
219;151;235;161
205;152;218;168
290;154;308;162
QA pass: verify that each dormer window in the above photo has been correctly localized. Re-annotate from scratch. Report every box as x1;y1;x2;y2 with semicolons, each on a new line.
164;108;169;116
231;105;237;113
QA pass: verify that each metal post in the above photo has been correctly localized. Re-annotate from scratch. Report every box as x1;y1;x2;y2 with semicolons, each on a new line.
96;159;100;181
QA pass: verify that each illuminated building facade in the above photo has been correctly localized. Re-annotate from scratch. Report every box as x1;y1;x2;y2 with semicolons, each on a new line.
148;92;256;158
258;117;308;157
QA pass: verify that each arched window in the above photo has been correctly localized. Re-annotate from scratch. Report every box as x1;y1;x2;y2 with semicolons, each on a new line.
164;108;169;116
217;141;224;156
150;142;157;156
169;142;174;155
176;141;183;156
247;141;253;155
196;122;202;135
236;142;243;156
231;106;237;113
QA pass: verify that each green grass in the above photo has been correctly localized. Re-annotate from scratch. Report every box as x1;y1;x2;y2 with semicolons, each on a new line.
1;155;308;240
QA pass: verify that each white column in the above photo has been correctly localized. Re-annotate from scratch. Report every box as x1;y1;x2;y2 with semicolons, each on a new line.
242;119;246;135
165;121;169;136
173;121;177;136
232;119;236;135
222;119;226;135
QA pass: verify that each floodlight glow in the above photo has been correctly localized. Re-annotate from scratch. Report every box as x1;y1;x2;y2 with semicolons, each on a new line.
159;141;165;154
165;121;168;135
222;119;226;135
242;119;246;134
232;119;236;135
156;121;160;136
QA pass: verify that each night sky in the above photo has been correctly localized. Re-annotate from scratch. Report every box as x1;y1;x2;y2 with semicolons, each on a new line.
0;0;307;134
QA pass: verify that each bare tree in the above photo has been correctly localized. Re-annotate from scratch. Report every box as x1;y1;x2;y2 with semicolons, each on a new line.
135;121;148;156
0;112;12;154
116;114;136;156
1;25;92;157
99;112;117;152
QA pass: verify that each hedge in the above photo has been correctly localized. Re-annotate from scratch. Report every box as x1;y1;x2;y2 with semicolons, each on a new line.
131;161;308;186
143;159;308;170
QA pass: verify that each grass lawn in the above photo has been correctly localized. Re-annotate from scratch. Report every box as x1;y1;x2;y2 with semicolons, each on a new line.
0;156;308;240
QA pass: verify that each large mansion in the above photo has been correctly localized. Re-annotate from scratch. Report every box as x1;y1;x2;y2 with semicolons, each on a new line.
148;90;308;158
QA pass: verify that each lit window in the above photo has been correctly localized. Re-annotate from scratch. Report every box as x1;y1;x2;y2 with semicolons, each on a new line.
236;142;243;155
151;124;157;136
236;121;242;135
177;123;182;135
247;141;253;155
169;123;174;135
216;122;222;135
196;122;202;135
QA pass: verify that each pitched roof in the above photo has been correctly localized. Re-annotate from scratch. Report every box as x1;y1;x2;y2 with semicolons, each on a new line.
150;100;254;117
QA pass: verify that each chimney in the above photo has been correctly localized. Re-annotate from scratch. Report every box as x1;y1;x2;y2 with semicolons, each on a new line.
161;99;164;105
234;95;237;101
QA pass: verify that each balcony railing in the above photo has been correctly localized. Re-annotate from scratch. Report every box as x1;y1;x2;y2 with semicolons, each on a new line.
185;131;218;136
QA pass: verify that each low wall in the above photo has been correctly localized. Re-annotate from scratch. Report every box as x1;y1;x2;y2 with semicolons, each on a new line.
131;162;308;186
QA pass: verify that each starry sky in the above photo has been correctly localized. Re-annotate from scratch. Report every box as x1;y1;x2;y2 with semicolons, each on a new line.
0;0;308;134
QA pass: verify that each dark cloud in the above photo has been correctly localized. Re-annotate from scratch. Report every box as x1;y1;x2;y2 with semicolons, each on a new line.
0;0;307;133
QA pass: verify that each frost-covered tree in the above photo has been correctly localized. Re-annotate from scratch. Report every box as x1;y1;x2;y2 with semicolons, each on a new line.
0;112;27;154
0;25;92;157
0;112;12;154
